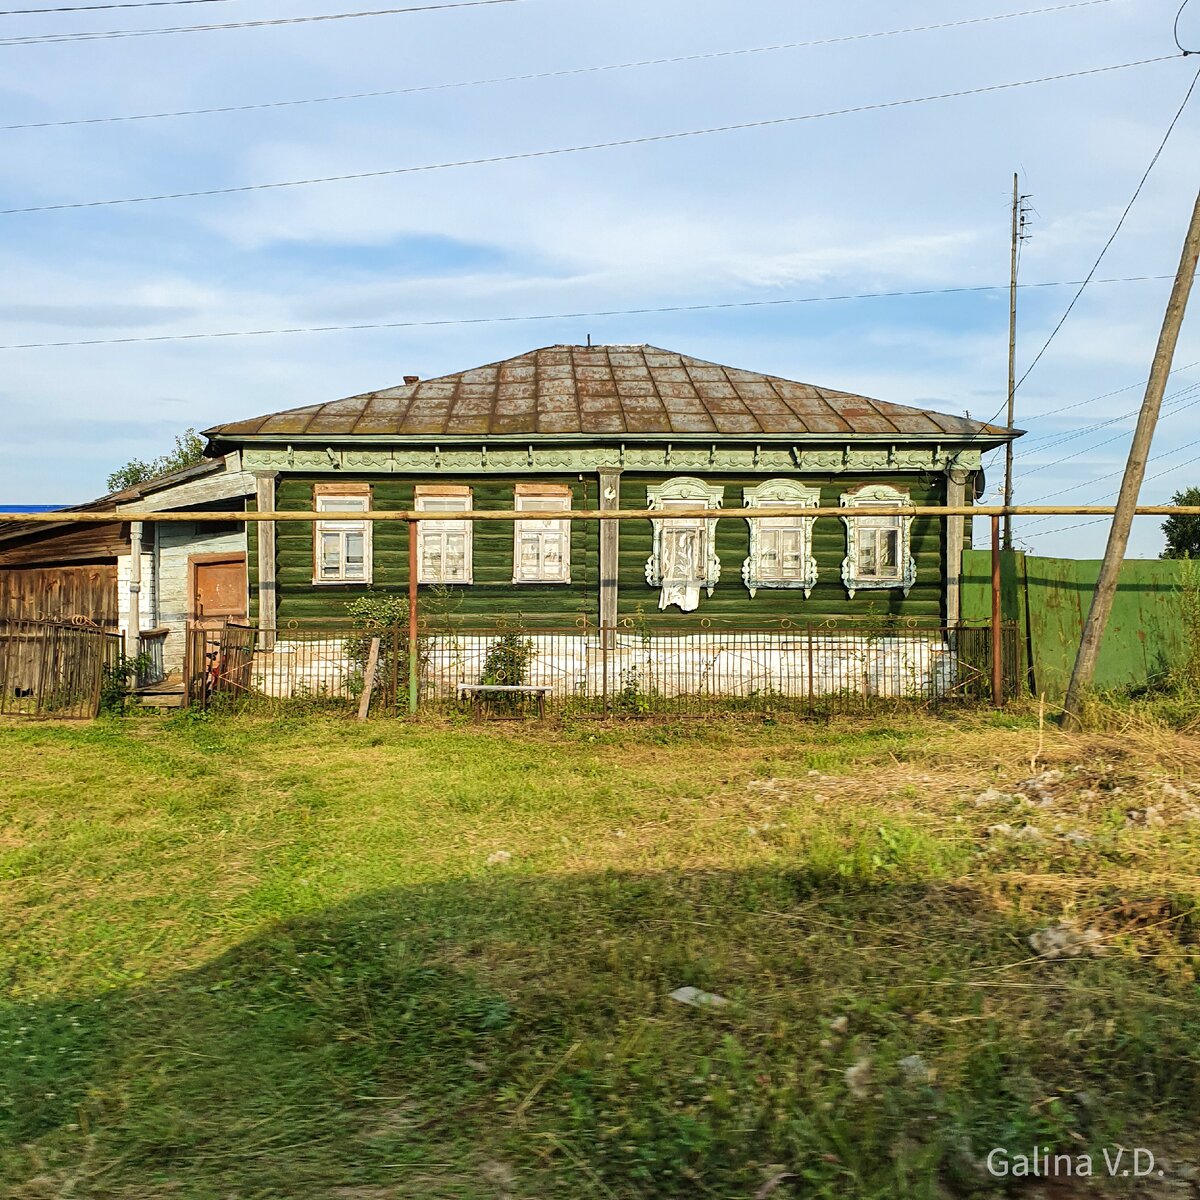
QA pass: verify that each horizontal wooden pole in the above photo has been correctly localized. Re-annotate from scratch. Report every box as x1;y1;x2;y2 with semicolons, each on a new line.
2;505;1200;523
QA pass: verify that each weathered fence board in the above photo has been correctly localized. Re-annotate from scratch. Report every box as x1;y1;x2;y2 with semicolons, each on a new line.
0;565;118;628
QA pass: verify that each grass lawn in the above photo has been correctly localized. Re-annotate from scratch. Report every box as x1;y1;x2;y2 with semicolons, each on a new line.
2;709;1200;1198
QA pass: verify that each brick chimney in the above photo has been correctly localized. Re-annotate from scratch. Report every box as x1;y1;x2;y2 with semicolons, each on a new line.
403;375;420;385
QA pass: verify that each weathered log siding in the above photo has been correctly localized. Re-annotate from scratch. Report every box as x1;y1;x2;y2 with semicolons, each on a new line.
252;471;950;627
617;473;949;626
252;476;596;629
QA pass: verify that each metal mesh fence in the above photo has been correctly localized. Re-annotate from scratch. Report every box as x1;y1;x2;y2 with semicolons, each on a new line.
184;618;1018;718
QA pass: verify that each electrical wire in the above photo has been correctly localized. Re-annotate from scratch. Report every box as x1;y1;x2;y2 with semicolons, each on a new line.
0;56;1178;215
1175;0;1197;53
0;0;522;44
1009;359;1200;430
1010;62;1200;393
0;0;237;13
1012;370;1200;453
1025;449;1200;537
1020;434;1200;514
2;0;1121;130
1012;383;1200;478
0;274;1176;352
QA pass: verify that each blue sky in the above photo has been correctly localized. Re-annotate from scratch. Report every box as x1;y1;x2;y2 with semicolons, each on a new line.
1;0;1197;556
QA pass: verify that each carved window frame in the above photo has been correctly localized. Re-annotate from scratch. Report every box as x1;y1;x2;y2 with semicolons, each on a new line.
414;485;473;585
313;482;372;585
512;483;571;584
839;482;916;599
741;479;821;598
644;477;724;600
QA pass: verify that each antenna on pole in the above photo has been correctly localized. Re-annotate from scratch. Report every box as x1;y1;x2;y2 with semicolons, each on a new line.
1003;173;1032;550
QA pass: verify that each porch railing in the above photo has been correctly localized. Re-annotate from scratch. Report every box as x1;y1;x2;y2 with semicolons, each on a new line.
136;627;169;689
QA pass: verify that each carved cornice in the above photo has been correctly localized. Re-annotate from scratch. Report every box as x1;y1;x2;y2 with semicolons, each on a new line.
240;444;983;475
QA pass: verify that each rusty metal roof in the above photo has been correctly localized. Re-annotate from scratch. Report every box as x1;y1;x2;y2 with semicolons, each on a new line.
205;345;1018;442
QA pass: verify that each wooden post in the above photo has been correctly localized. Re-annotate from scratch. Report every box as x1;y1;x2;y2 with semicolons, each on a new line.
991;513;1003;708
1063;188;1200;728
127;519;143;649
357;636;381;721
1004;171;1020;550
407;517;419;715
255;473;278;651
598;469;620;715
945;468;967;629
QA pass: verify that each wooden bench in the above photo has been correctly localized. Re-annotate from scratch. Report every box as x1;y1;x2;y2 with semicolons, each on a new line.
456;682;552;721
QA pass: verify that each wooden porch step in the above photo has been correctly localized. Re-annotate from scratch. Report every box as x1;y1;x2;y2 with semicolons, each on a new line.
135;681;186;709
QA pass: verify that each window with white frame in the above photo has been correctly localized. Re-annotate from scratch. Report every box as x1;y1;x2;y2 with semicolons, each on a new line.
839;483;917;598
741;480;821;597
513;484;571;583
313;485;371;583
645;477;723;612
415;486;473;584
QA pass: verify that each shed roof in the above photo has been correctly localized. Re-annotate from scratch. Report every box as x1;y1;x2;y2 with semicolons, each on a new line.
205;344;1017;443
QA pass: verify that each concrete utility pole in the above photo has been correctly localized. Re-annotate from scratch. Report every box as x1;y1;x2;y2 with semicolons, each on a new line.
1062;187;1200;729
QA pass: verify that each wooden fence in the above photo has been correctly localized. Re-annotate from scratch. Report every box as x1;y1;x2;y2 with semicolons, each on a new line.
0;565;118;628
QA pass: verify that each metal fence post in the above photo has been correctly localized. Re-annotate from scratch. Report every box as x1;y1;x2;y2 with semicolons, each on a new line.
408;517;419;715
991;514;1003;708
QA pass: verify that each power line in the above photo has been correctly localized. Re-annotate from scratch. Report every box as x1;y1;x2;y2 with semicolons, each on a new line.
1025;449;1200;537
1012;383;1200;477
0;273;1176;351
0;56;1178;215
1013;370;1200;453
1022;433;1200;512
1176;0;1197;53
1010;358;1200;430
2;0;1120;130
1010;62;1200;393
0;0;522;44
0;0;237;13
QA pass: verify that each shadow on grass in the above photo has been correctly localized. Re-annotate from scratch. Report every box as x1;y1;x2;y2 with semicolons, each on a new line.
4;867;1199;1199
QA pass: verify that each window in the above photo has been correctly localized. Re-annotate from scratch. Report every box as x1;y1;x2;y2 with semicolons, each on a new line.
513;484;571;583
839;483;916;598
742;480;820;597
415;486;472;584
313;485;371;584
645;477;724;612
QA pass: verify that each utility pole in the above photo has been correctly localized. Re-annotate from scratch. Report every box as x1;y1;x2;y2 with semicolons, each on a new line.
1062;186;1200;729
1003;173;1030;550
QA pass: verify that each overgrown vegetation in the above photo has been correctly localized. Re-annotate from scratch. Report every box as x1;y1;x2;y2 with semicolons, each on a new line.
3;713;1200;1197
97;649;152;714
478;628;535;713
105;428;206;493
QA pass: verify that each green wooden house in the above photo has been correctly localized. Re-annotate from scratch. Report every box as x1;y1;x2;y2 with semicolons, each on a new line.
204;343;1014;626
203;344;1017;700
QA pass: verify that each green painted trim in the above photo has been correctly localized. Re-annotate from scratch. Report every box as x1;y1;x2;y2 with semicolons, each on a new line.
240;445;984;475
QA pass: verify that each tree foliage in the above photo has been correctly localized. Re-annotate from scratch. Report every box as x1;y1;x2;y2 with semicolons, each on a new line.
106;428;206;493
1161;487;1200;560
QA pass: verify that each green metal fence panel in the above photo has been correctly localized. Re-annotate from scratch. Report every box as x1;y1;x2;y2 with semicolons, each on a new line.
962;549;1192;700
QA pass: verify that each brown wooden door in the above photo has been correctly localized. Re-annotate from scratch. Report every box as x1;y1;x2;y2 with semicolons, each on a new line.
191;554;247;630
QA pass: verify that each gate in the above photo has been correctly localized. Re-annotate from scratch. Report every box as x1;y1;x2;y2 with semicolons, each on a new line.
0;618;123;719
